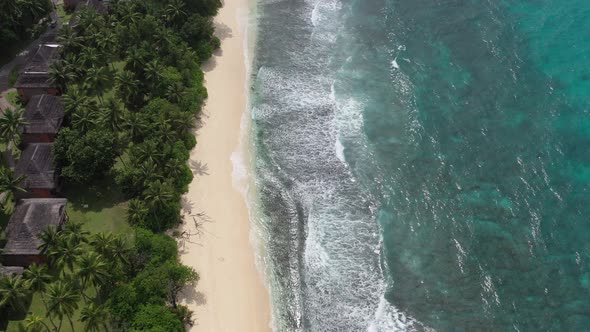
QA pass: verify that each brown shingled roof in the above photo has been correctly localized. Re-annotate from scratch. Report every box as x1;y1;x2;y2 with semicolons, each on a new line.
21;44;60;74
0;266;25;276
14;44;61;89
15;143;57;190
2;198;67;256
21;95;65;135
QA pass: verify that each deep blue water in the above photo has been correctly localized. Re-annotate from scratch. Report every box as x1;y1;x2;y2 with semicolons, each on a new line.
251;0;590;330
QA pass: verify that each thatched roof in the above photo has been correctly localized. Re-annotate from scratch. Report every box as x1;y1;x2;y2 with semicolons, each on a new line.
14;44;61;89
15;143;57;190
21;95;65;135
0;266;25;276
2;198;67;256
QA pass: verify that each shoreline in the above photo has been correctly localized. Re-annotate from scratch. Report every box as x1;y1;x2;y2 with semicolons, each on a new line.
179;0;272;331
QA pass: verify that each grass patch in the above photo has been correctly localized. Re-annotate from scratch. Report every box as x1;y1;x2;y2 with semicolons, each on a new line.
5;282;99;332
8;65;21;88
6;91;21;109
62;172;130;235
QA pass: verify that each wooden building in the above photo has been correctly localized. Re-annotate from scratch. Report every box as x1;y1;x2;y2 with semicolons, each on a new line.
1;199;68;267
15;143;60;198
14;44;61;102
20;95;65;144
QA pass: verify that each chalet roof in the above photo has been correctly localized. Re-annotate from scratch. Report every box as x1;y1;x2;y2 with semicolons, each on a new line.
14;44;61;89
2;199;67;256
21;95;65;134
0;266;25;276
14;72;55;89
22;44;60;74
15;143;57;190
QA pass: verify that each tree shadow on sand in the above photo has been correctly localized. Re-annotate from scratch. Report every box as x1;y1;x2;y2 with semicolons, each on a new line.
180;285;207;306
214;22;233;40
189;160;210;176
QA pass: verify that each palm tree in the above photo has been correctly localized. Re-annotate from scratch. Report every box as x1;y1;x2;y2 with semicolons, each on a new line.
0;0;21;19
46;281;80;332
139;160;163;184
25;314;51;332
49;237;83;274
100;98;124;132
157;121;177;143
164;0;186;27
0;107;26;147
24;264;57;330
164;158;186;181
72;106;98;133
172;111;195;134
77;251;108;296
38;225;61;255
86;30;104;49
1;0;22;31
166;82;186;104
58;26;83;52
132;140;163;165
121;111;147;143
81;48;101;69
143;180;174;211
0;274;30;312
80;303;108;332
115;71;140;106
144;60;163;92
127;199;148;225
90;233;115;257
62;86;89;115
77;8;102;33
23;0;47;21
63;221;90;246
49;60;76;93
0;167;26;213
63;55;86;80
125;48;144;75
84;66;112;102
111;236;131;267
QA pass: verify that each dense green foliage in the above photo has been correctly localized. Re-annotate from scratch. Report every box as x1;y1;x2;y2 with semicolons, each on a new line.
41;0;221;330
108;229;198;330
0;226;198;331
52;1;216;234
0;0;52;61
53;128;121;183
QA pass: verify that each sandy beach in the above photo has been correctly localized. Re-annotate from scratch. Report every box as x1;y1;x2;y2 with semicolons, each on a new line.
179;0;272;331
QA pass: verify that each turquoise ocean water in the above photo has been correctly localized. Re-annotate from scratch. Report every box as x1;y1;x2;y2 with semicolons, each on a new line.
250;0;590;330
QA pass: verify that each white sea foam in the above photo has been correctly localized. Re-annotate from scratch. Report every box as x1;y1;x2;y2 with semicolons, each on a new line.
231;3;280;331
249;0;429;330
335;138;346;163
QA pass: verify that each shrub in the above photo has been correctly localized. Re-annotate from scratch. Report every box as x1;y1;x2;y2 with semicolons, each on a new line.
132;304;184;332
54;128;120;183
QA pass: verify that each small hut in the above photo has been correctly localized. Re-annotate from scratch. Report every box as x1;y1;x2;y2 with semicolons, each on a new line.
21;95;65;144
14;44;61;101
15;143;59;198
1;198;68;267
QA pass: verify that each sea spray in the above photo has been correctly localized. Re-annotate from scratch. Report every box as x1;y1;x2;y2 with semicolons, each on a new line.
249;0;425;330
